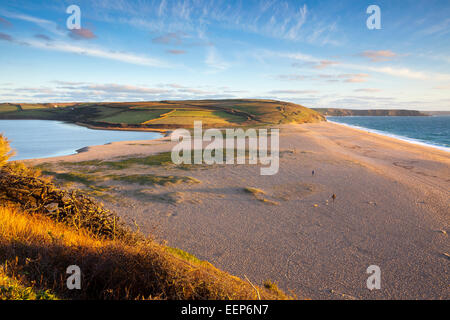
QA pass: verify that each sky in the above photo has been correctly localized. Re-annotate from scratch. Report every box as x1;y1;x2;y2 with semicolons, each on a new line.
0;0;449;110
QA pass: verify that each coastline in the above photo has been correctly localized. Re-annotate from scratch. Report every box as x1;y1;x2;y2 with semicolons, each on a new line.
23;122;450;299
24;135;174;164
0;119;165;162
74;121;170;134
327;119;450;153
24;118;450;164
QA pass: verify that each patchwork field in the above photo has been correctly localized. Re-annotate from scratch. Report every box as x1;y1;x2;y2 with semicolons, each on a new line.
0;99;324;130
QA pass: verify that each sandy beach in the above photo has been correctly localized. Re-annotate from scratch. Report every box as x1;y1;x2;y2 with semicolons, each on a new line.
28;122;450;299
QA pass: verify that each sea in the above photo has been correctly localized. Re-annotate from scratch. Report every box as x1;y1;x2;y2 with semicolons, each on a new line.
327;116;450;152
0;120;163;160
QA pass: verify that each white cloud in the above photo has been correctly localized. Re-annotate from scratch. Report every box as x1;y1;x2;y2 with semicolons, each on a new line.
268;49;450;81
158;0;167;17
421;18;450;36
268;89;318;94
313;60;340;69
359;50;397;62
0;81;244;103
433;84;450;90
364;66;426;79
275;74;308;81
0;11;65;36
285;4;307;40
25;39;170;68
279;51;319;63
339;73;369;83
354;88;382;93
79;84;170;94
205;47;229;72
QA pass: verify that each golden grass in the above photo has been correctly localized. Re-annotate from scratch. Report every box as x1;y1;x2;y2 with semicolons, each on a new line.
0;134;14;167
244;187;279;206
258;198;279;206
0;206;290;300
0;138;291;300
243;187;266;196
142;109;176;124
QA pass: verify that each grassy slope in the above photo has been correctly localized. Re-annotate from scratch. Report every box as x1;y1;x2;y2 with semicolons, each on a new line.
0;164;290;300
0;206;289;300
0;99;325;129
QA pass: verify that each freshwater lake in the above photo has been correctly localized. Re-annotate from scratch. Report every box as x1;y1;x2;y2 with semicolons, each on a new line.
0;120;163;160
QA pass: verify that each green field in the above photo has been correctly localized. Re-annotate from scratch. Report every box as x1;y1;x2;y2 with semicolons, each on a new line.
0;99;325;129
98;109;169;124
19;104;54;110
0;104;19;113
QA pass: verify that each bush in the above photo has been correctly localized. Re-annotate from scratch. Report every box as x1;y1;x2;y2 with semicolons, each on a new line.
0;167;133;241
0;134;14;167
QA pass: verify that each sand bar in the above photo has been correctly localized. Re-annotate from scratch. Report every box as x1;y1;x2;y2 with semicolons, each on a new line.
27;122;450;299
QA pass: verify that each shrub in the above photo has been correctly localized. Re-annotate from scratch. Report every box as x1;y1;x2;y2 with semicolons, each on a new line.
0;166;133;242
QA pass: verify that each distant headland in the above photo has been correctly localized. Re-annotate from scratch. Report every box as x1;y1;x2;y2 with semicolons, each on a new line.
312;108;429;116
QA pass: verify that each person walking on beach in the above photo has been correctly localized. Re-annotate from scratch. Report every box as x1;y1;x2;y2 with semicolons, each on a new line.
312;170;315;176
331;194;336;202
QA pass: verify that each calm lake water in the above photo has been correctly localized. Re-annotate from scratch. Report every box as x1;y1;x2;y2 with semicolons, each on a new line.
0;120;163;160
327;116;450;152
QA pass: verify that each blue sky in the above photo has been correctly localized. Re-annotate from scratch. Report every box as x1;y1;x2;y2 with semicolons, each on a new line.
0;0;449;110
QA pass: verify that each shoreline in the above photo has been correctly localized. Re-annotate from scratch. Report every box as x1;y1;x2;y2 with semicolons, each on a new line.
22;121;449;299
327;119;450;153
22;118;449;163
1;119;166;162
6;115;448;162
74;121;170;134
24;135;174;164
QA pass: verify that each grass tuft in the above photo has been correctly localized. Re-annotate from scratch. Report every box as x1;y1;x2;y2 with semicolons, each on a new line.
244;187;266;196
0;268;58;300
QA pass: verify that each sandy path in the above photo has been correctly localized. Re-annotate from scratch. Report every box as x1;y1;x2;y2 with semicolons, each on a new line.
28;122;449;299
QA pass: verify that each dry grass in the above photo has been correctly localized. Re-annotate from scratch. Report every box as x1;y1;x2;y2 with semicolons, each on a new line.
243;187;279;205
0;166;132;241
0;206;289;300
258;198;279;206
0;138;291;300
0;134;14;167
244;187;266;196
